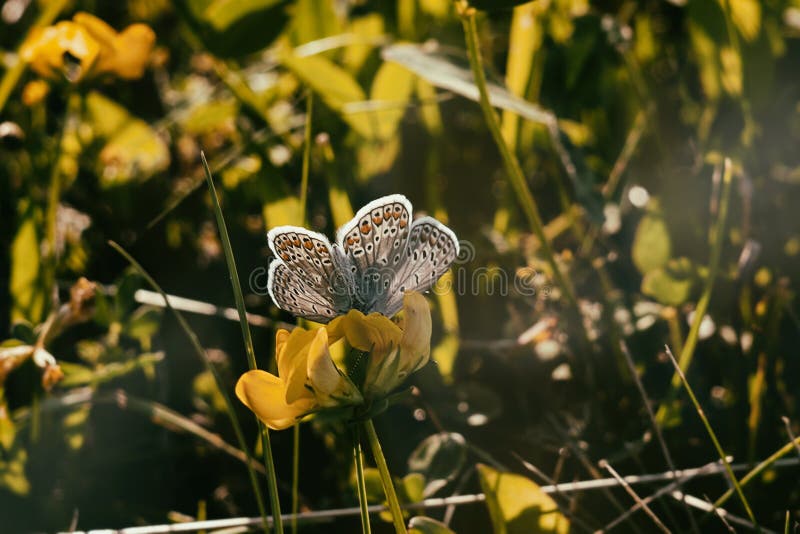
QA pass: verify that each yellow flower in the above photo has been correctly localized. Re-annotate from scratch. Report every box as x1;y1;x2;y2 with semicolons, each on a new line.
21;80;50;106
236;327;362;430
236;292;432;429
327;291;431;399
20;12;155;83
21;21;100;82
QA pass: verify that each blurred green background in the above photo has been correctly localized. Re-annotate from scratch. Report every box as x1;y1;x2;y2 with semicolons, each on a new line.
2;0;800;532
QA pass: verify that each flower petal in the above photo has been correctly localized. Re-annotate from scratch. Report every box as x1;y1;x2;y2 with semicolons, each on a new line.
328;309;402;354
306;328;340;395
399;291;432;373
280;327;317;404
307;328;363;407
235;370;314;430
21;22;100;81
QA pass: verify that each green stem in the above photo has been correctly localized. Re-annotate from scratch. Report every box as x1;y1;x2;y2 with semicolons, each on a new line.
108;241;272;533
353;427;372;534
458;6;578;311
664;345;759;529
291;424;300;534
299;93;313;225
44;90;82;319
202;155;283;534
676;160;733;382
656;159;733;424
714;435;800;510
363;419;406;534
0;0;71;113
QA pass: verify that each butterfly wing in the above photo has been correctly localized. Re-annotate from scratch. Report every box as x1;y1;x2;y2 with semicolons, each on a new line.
267;226;351;322
336;194;413;311
383;216;459;316
268;262;340;323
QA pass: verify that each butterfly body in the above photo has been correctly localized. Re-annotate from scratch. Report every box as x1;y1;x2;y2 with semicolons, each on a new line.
267;194;458;322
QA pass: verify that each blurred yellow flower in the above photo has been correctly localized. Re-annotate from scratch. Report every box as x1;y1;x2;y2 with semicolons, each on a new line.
236;292;432;429
21;80;50;106
20;12;155;83
236;327;362;430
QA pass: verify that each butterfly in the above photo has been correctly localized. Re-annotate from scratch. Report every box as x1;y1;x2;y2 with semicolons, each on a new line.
267;194;459;323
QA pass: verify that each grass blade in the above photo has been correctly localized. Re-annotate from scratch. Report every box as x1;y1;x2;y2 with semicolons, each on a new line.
657;158;733;423
663;345;759;528
714;435;800;509
108;240;272;533
201;153;284;534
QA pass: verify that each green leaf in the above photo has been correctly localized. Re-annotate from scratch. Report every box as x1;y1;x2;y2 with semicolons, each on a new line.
383;43;552;125
59;353;164;388
382;43;603;223
199;0;290;57
342;14;385;73
367;62;416;140
408;432;467;497
263;181;303;228
193;370;229;415
58;361;96;387
728;0;761;42
289;0;341;47
114;270;144;318
280;52;377;139
632;210;671;274
64;404;91;450
362;467;385;503
641;257;696;306
409;516;456;534
400;472;426;503
10;202;45;324
477;464;569;534
124;306;163;346
0;406;15;451
84;92;170;187
470;0;534;9
183;99;239;136
0;446;29;496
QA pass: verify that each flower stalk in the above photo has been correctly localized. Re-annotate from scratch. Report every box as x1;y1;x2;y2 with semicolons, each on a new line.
353;427;373;534
363;419;407;534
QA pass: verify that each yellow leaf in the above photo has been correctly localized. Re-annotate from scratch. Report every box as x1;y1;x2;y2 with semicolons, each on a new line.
280;52;376;138
727;0;761;42
368;61;416;140
632;210;671;274
342;14;384;73
10;203;45;324
477;464;569;534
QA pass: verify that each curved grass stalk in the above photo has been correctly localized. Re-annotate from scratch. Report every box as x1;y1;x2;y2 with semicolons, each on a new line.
457;4;578;311
714;435;800;510
353;427;373;534
108;241;272;533
363;419;407;533
664;345;759;528
292;424;300;534
299;93;313;225
656;159;734;424
202;154;283;534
